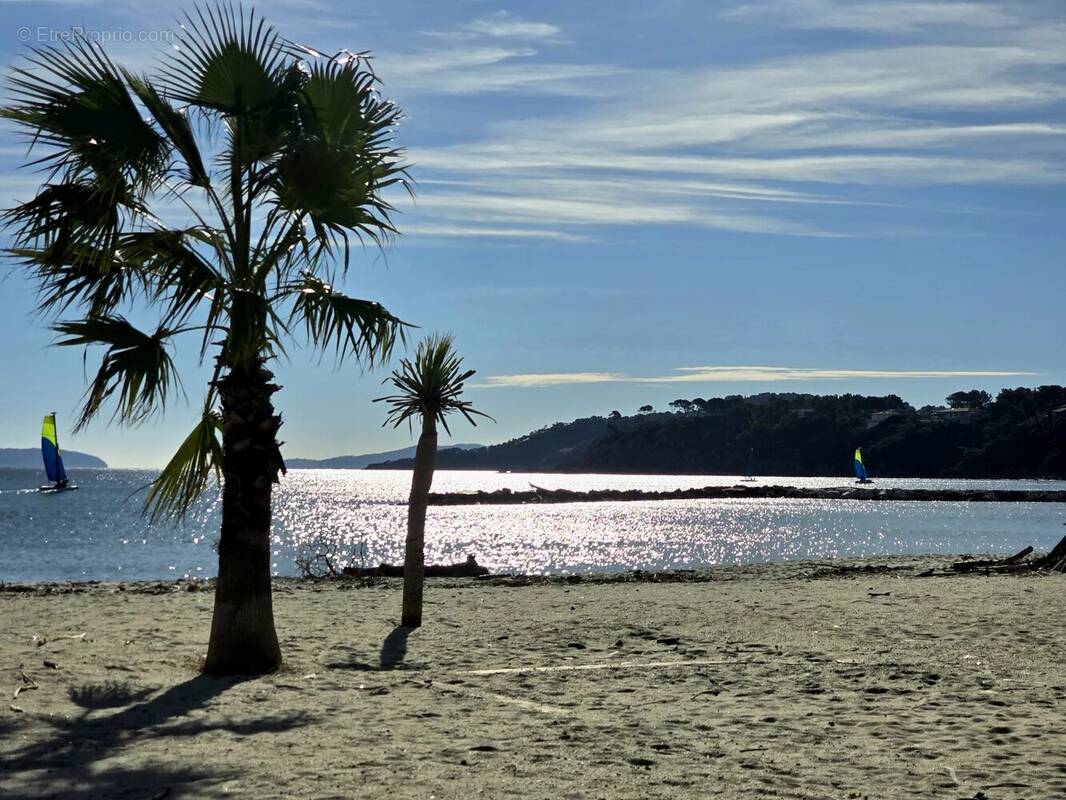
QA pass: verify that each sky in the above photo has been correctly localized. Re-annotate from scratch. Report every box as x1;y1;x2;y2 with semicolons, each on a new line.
0;0;1063;467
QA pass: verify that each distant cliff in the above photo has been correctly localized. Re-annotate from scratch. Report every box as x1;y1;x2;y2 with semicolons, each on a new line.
285;443;481;469
367;387;1066;479
0;448;108;469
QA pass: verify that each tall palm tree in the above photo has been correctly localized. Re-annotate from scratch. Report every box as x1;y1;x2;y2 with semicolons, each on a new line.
2;6;408;674
376;334;491;627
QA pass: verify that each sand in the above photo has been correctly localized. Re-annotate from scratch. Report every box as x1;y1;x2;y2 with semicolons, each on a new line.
1;557;1064;799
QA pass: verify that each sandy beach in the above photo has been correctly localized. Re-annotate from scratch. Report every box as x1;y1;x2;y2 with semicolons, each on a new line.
2;557;1063;799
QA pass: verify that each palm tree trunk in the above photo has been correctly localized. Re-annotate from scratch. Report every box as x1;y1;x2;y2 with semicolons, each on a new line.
204;357;284;674
402;414;437;628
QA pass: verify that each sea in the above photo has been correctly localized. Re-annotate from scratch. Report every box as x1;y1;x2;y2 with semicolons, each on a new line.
1;468;1064;583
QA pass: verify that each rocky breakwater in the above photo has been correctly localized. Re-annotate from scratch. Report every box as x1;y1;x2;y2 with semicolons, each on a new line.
427;484;1066;506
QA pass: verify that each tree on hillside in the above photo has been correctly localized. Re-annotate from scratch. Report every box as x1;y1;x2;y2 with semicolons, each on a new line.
608;410;622;419
638;405;654;414
1;7;408;674
947;390;993;409
669;399;694;414
376;335;491;627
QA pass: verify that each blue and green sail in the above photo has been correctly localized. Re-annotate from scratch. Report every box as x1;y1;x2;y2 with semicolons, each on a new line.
853;447;868;481
41;413;68;485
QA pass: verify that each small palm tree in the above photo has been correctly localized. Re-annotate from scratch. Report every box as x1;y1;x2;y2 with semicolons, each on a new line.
376;334;491;627
2;6;408;674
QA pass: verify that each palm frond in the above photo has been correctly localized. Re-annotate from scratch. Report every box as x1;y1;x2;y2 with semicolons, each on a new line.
119;227;226;324
1;34;169;192
159;4;295;116
121;71;210;187
145;410;222;522
4;179;133;247
9;244;138;319
231;62;307;167
289;273;406;364
54;316;181;430
375;334;492;434
270;56;409;264
3;180;147;316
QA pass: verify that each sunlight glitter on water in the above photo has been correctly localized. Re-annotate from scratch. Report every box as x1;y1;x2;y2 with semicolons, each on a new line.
406;497;1064;575
1;468;1063;581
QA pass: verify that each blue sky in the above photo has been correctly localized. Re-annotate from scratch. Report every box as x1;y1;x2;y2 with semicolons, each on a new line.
1;0;1064;467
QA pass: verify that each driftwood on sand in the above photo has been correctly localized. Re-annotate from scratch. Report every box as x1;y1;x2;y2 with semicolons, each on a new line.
920;533;1066;577
342;555;489;579
1030;533;1066;572
951;546;1034;572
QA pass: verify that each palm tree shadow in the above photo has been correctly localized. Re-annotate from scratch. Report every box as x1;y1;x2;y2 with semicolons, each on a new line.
323;625;418;671
379;625;413;670
60;674;249;733
69;679;156;710
3;675;312;799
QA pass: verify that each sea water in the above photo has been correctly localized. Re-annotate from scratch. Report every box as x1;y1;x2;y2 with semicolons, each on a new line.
1;468;1063;582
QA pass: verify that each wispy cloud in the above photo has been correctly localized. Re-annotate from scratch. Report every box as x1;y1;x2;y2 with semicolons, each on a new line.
402;223;588;242
654;366;1040;383
724;0;1018;33
479;372;630;388
478;366;1038;388
462;12;564;43
412;146;1065;186
402;171;902;238
14;2;1059;246
421;11;565;43
388;1;1066;242
383;11;581;96
374;48;624;96
741;122;1066;152
410;189;844;237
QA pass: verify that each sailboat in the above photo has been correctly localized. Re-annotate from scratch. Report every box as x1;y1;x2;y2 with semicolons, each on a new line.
39;413;78;493
853;447;874;485
740;447;758;482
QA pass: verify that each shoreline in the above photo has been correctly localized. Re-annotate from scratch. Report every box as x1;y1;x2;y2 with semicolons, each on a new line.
0;552;1038;593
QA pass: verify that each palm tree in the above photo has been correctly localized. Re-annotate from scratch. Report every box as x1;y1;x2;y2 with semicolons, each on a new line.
375;335;491;627
2;6;408;674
